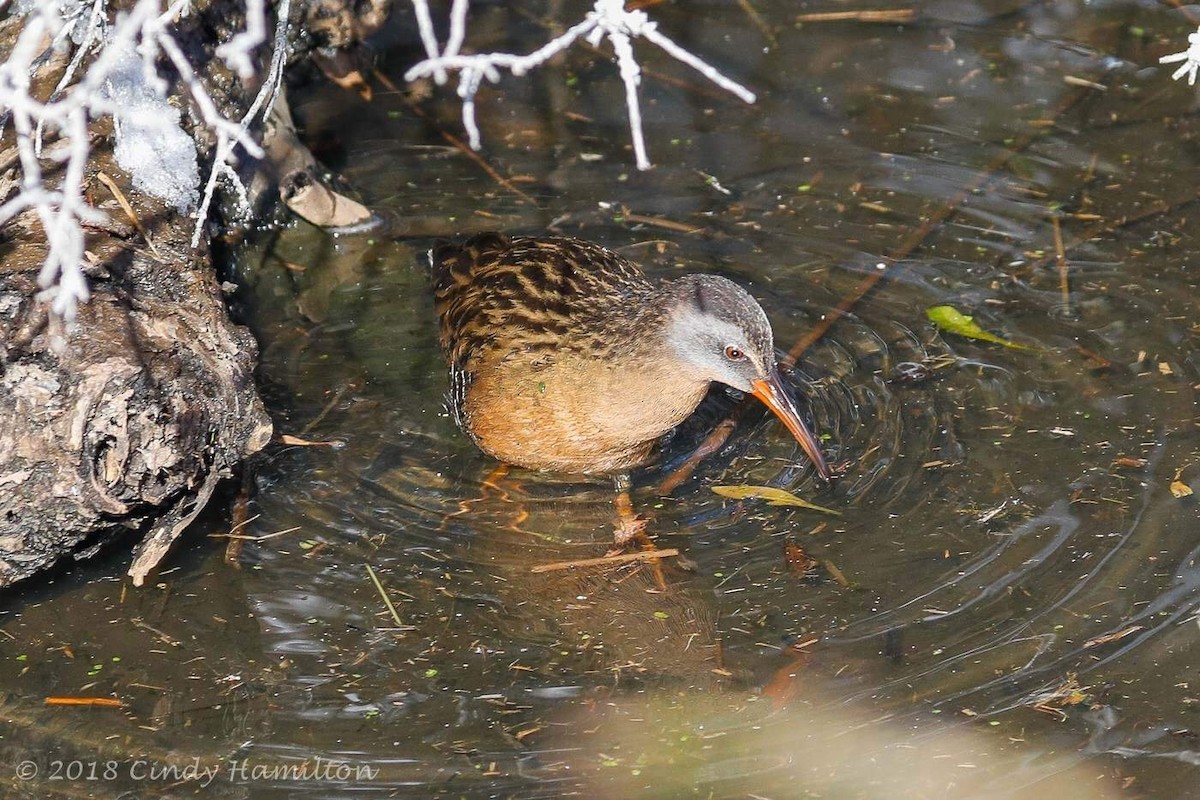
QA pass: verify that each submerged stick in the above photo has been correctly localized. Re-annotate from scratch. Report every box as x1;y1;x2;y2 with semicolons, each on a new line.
1052;213;1071;315
43;696;123;708
374;70;537;206
531;548;680;574
366;563;404;626
794;10;917;24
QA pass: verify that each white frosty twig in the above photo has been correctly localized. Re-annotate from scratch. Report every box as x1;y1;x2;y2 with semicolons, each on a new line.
217;0;266;79
405;0;756;171
190;0;292;246
0;0;282;319
1160;27;1200;86
412;0;446;83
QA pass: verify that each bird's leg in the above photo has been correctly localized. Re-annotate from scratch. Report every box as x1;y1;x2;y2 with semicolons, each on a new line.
609;474;669;589
610;473;650;550
481;462;511;492
479;463;535;532
657;414;742;494
444;463;510;522
440;462;532;535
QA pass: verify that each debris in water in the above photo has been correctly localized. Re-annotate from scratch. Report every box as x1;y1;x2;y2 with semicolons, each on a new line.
712;485;840;515
926;305;1035;351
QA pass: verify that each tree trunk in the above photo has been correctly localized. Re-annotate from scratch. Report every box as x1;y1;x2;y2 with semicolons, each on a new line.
0;0;379;588
0;201;273;587
0;0;392;588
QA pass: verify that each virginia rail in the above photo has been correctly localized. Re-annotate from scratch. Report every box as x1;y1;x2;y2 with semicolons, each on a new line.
430;234;831;497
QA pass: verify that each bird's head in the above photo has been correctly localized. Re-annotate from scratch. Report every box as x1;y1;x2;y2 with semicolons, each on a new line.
663;275;831;480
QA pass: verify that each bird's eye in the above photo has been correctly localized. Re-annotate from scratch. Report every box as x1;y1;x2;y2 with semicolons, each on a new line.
724;345;746;361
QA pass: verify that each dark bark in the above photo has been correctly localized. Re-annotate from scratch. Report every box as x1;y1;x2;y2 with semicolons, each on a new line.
0;0;403;588
0;206;272;586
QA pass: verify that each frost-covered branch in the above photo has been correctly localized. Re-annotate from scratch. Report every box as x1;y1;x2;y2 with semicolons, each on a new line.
194;0;290;246
1160;27;1200;86
0;0;283;319
405;0;756;171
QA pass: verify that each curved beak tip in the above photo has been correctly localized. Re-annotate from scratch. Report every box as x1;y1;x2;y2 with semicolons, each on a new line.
751;375;832;482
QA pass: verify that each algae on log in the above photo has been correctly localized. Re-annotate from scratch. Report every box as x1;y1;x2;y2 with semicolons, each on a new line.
0;1;286;588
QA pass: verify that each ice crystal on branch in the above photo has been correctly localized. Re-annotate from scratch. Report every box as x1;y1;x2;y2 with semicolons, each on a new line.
0;0;286;319
405;0;757;171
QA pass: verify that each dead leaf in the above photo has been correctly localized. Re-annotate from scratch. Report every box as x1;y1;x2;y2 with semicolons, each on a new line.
927;304;1035;351
1111;457;1147;469
784;541;817;576
712;485;841;515
279;434;340;447
312;51;373;101
283;178;373;228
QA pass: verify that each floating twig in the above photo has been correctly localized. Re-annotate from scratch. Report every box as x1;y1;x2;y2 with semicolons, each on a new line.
366;563;404;627
1051;213;1071;315
794;10;916;24
531;548;680;573
44;696;123;708
1083;625;1145;649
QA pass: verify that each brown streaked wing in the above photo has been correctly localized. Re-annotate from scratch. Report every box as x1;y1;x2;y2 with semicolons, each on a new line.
432;235;655;364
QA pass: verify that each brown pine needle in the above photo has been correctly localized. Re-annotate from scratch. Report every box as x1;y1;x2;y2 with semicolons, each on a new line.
97;172;161;259
620;209;703;234
737;0;778;47
44;696;123;708
795;10;916;23
366;563;404;627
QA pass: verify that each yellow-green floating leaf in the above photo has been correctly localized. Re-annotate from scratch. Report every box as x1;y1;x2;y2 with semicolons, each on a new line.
712;485;841;515
926;305;1034;351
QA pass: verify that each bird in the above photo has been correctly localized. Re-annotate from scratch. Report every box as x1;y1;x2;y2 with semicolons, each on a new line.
429;233;831;539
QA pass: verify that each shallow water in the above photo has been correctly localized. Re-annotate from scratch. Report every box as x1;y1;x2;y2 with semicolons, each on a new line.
5;1;1200;797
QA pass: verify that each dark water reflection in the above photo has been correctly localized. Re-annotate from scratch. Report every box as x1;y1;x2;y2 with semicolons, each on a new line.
5;0;1200;797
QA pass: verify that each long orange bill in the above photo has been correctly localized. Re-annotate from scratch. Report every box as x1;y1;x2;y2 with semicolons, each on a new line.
750;371;832;481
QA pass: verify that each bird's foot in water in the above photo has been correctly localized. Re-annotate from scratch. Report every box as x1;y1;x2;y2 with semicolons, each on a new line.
609;511;650;554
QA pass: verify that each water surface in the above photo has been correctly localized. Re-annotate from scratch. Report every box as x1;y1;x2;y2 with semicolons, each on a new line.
4;1;1200;797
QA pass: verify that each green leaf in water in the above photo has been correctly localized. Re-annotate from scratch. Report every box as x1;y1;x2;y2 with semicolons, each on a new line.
711;485;841;516
926;305;1035;351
